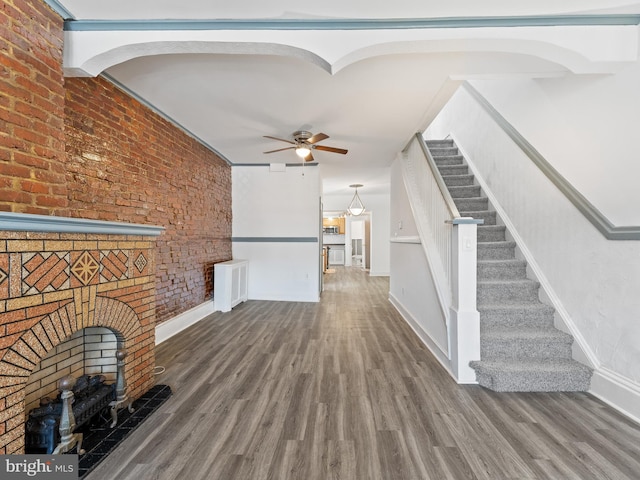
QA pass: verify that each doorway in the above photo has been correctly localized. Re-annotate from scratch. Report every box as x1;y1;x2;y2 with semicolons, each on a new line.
346;212;371;270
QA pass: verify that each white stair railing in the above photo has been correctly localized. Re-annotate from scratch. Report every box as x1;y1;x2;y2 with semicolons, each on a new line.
401;133;482;383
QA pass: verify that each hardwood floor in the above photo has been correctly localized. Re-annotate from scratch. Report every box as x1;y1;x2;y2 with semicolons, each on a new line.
87;267;640;479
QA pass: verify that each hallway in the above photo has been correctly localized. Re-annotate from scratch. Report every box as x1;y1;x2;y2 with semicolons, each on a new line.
87;267;640;479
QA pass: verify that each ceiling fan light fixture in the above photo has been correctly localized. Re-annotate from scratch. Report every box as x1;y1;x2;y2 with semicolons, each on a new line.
295;146;311;158
347;184;365;216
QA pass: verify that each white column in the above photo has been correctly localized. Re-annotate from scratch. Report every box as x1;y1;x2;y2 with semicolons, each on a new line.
449;220;481;383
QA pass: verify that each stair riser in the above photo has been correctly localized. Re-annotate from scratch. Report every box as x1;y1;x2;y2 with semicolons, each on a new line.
481;339;573;360
454;198;488;211
449;186;481;198
443;175;475;187
477;262;527;280
477;226;506;242
461;210;496;225
478;244;515;260
477;282;540;304
435;156;464;166
480;310;555;329
439;166;469;176
426;140;454;148
430;147;459;156
475;370;591;392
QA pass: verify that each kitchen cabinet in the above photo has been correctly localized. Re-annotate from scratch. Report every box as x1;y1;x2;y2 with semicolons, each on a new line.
322;217;345;234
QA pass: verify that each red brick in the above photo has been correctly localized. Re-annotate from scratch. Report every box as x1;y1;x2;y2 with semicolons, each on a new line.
2;0;231;334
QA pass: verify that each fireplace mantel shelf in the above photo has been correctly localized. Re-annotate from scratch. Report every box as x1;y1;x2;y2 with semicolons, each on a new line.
0;212;164;236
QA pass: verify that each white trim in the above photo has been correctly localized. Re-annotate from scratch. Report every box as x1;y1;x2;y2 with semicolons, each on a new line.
155;301;214;345
388;292;453;379
249;293;320;302
368;270;390;277
390;235;421;244
590;367;640;426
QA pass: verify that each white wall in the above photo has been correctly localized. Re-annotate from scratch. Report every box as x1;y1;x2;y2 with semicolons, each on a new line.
389;159;450;368
232;164;321;302
426;83;640;421
465;62;640;226
322;192;390;276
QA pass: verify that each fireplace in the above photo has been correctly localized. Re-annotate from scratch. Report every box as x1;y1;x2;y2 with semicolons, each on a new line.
0;213;163;454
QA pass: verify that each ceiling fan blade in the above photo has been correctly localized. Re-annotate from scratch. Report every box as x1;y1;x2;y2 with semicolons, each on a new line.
307;132;329;144
263;135;295;145
264;147;295;154
313;145;348;155
304;151;315;162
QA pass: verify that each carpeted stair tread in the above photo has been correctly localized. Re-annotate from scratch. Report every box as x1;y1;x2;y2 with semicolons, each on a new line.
477;279;541;305
439;165;469;176
480;329;573;359
426;139;454;147
478;304;556;329
469;359;592;392
430;147;459;156
477;259;527;280
483;326;573;344
443;174;475;187
435;155;465;165
459;210;496;224
454;197;489;211
449;185;482;198
482;327;573;343
477;225;506;242
477;241;515;260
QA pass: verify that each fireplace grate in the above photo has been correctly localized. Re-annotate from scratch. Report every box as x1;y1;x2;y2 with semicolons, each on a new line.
77;384;172;479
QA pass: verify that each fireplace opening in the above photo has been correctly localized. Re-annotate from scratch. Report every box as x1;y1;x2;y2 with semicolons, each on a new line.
24;327;134;455
24;327;119;417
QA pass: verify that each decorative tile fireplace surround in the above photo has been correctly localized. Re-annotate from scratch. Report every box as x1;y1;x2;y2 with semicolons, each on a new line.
0;213;163;454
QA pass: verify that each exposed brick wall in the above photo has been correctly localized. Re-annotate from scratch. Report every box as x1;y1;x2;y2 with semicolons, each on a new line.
2;0;232;324
64;77;232;322
0;0;68;215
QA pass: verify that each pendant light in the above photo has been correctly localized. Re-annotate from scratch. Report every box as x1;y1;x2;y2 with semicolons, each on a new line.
347;184;365;216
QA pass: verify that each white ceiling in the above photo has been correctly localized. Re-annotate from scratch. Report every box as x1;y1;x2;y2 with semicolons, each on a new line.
56;1;640;197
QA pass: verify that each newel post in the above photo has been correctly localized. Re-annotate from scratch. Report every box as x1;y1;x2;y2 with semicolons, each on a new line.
449;218;482;383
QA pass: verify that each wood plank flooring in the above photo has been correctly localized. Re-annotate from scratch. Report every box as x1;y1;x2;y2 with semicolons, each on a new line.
87;267;640;479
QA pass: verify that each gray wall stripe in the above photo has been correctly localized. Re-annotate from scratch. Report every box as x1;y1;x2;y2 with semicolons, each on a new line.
232;237;318;243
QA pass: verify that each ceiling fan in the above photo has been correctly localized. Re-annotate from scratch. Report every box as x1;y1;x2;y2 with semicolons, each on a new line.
263;130;348;162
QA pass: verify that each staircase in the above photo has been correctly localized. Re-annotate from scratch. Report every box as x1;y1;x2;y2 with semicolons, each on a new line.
425;139;592;392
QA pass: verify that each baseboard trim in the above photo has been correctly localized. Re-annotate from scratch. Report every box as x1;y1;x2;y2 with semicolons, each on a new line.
590;367;640;426
388;292;453;379
155;301;215;345
368;270;390;277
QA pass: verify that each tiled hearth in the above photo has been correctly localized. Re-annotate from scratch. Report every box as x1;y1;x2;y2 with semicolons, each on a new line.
0;213;163;454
